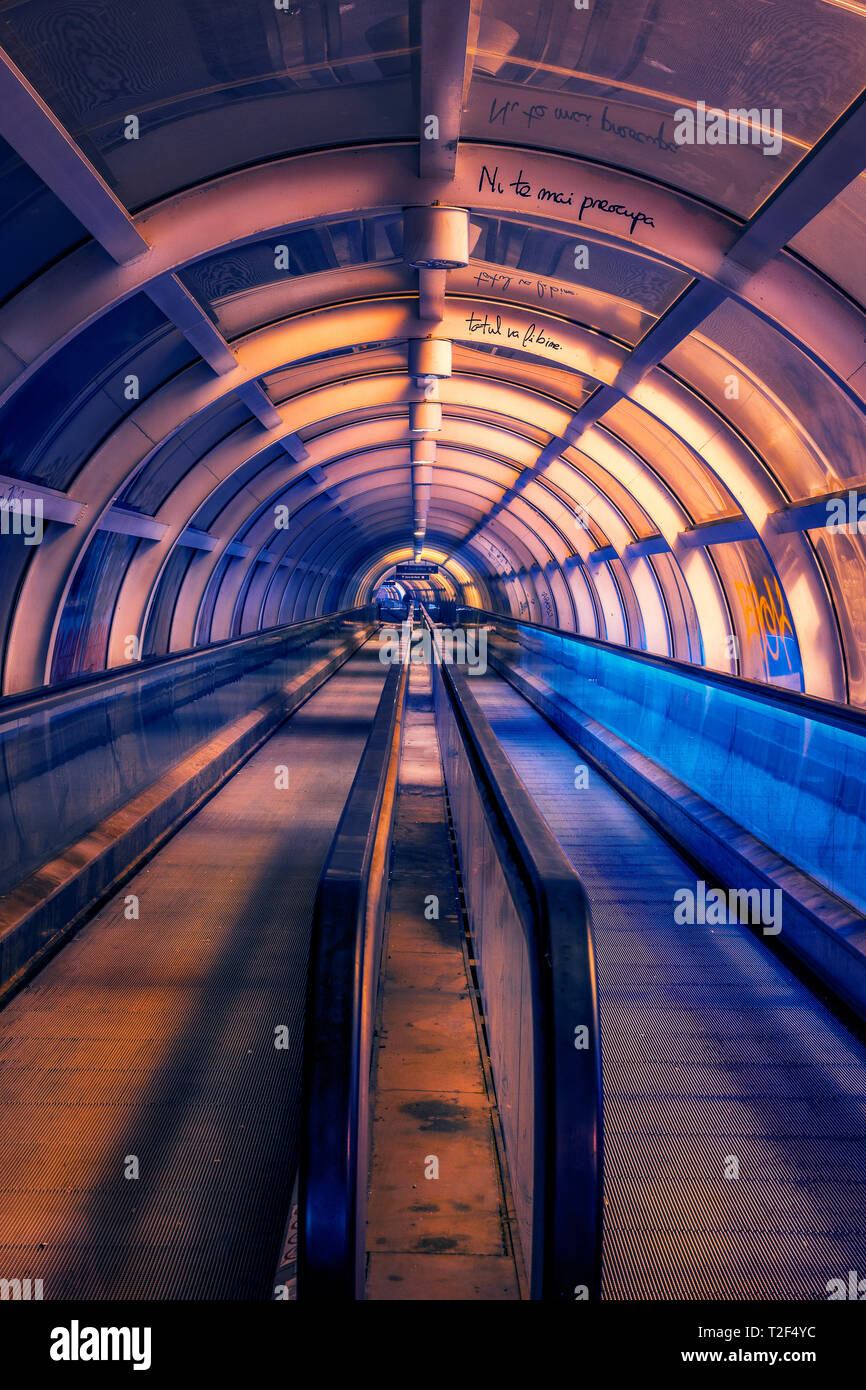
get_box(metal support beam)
[0,43,302,451]
[0,49,149,266]
[234,382,308,457]
[678,516,758,548]
[733,89,866,271]
[234,381,282,426]
[297,470,372,549]
[177,526,219,553]
[98,508,168,541]
[418,0,476,180]
[770,487,866,534]
[280,435,309,462]
[623,534,671,559]
[146,275,238,375]
[587,545,618,566]
[0,474,84,526]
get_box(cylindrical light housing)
[409,338,452,379]
[403,206,470,269]
[409,401,441,435]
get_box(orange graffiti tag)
[735,576,795,672]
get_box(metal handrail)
[297,649,407,1299]
[0,605,376,716]
[427,611,603,1299]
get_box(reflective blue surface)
[480,614,866,917]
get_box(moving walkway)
[1,605,865,1301]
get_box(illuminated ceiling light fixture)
[409,401,442,435]
[408,338,452,382]
[403,205,470,269]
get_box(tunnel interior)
[1,0,866,1321]
[0,0,864,704]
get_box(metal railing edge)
[296,643,408,1300]
[0,605,377,717]
[425,611,603,1300]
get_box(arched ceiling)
[0,0,865,703]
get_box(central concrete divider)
[0,609,375,1003]
[364,658,522,1300]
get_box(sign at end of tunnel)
[396,563,438,579]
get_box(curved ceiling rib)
[0,1,864,707]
